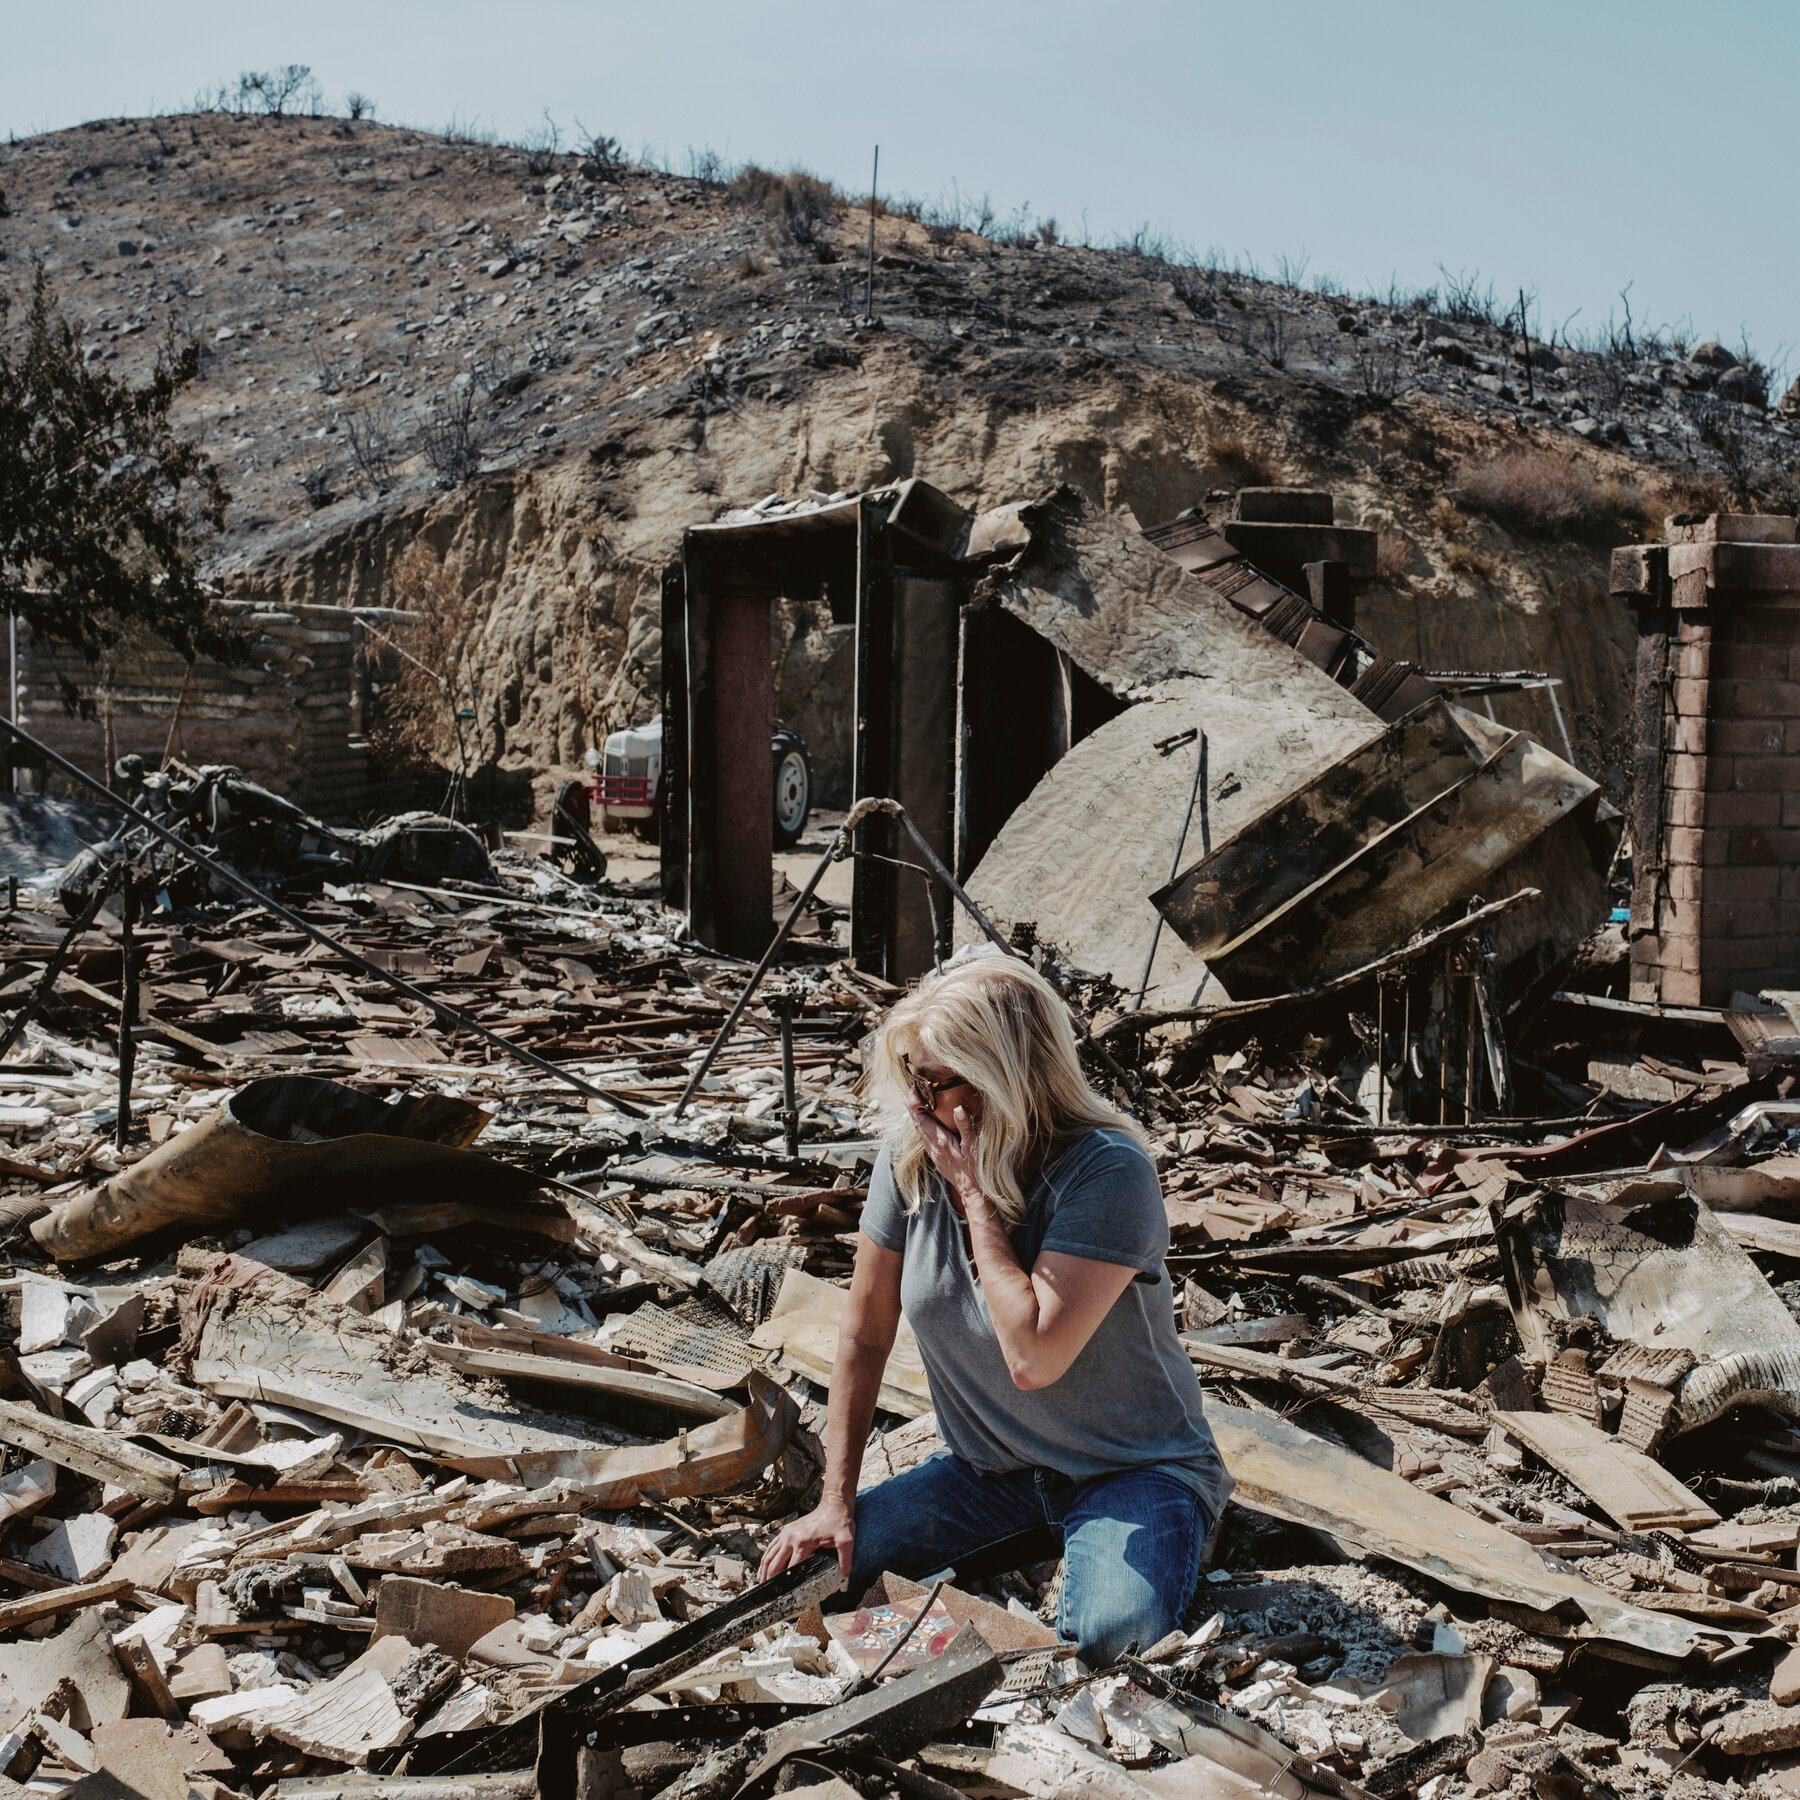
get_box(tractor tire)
[772,732,812,848]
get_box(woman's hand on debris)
[759,1496,855,1583]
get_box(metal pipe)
[0,873,116,1064]
[1438,946,1451,1127]
[1131,730,1206,1011]
[672,797,885,1118]
[1464,954,1479,1124]
[1402,979,1412,1122]
[1543,679,1576,764]
[864,146,879,324]
[0,716,646,1116]
[160,665,193,769]
[1375,978,1386,1126]
[115,879,138,1150]
[880,801,1014,958]
[777,997,799,1162]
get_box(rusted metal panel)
[1221,520,1378,582]
[1349,655,1439,721]
[1153,699,1487,955]
[886,477,974,561]
[1492,1188,1800,1442]
[1140,516,1240,574]
[1152,698,1601,1000]
[1210,1402,1746,1662]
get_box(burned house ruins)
[0,472,1795,1800]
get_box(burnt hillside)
[3,110,1795,807]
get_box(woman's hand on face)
[758,1496,856,1583]
[910,1100,989,1216]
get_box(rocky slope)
[3,110,1795,812]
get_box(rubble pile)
[0,812,1795,1800]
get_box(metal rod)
[923,868,942,974]
[864,145,878,324]
[849,1576,946,1697]
[883,803,1014,958]
[1375,977,1385,1126]
[159,664,193,770]
[7,613,16,794]
[1543,678,1576,764]
[0,874,116,1064]
[1132,730,1206,1010]
[672,800,878,1118]
[672,796,1021,1121]
[1438,945,1451,1127]
[1402,979,1412,1123]
[1102,888,1542,1044]
[115,878,137,1150]
[1464,955,1479,1125]
[1518,287,1535,406]
[0,716,647,1116]
[777,998,799,1162]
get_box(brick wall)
[14,603,387,822]
[1612,516,1800,1005]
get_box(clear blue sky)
[5,0,1795,366]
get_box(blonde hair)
[866,953,1149,1227]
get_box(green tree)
[0,263,235,682]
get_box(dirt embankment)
[5,111,1789,807]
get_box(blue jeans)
[849,1453,1210,1668]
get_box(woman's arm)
[922,1104,1137,1391]
[757,1232,904,1580]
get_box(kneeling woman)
[760,955,1231,1666]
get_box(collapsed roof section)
[951,680,1380,1012]
[670,476,1613,1008]
[970,487,1381,709]
[1151,697,1607,1003]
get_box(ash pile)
[0,503,1793,1800]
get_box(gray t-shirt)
[859,1128,1233,1522]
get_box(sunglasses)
[901,1054,969,1110]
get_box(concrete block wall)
[1612,514,1800,1005]
[15,602,374,821]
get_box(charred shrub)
[1452,449,1648,542]
[1204,430,1282,489]
[731,166,839,259]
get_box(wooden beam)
[0,1575,132,1632]
[0,1398,184,1501]
[421,1343,733,1421]
[1492,1409,1719,1532]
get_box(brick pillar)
[1611,514,1800,1006]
